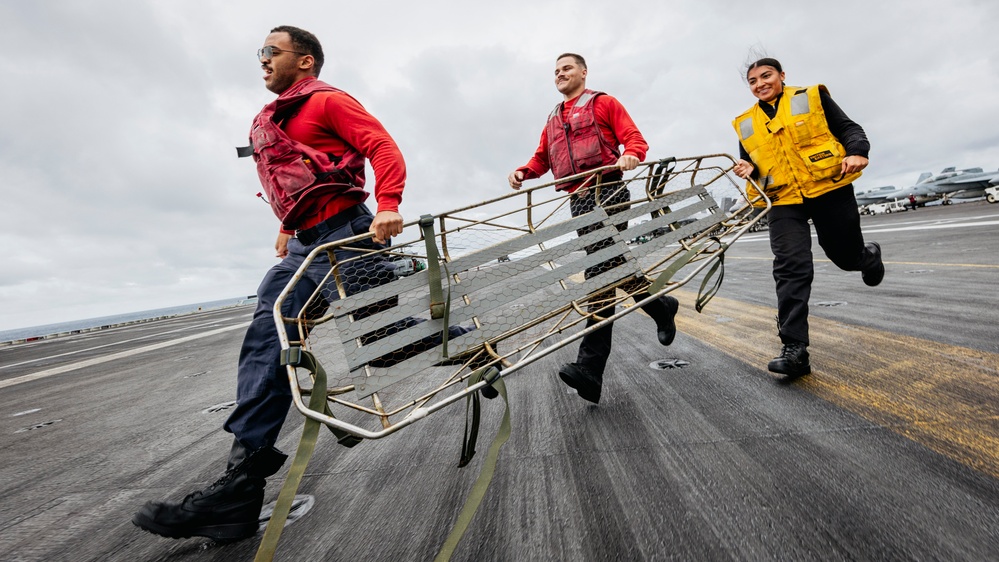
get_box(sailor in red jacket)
[508,53,680,404]
[133,25,453,542]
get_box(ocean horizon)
[0,296,257,344]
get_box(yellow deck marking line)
[0,322,251,390]
[670,290,999,479]
[726,256,999,269]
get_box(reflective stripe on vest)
[790,91,810,116]
[731,84,861,206]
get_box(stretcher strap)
[648,240,710,295]
[435,367,510,562]
[419,214,446,319]
[648,239,727,313]
[458,387,481,469]
[695,248,726,312]
[457,366,501,467]
[281,347,362,447]
[419,214,452,357]
[254,349,330,562]
[648,157,677,204]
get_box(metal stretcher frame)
[272,154,770,440]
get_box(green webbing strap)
[419,214,453,357]
[458,386,481,468]
[281,349,362,448]
[254,348,330,562]
[457,366,500,467]
[649,237,729,313]
[694,246,727,312]
[649,239,711,295]
[434,368,511,562]
[419,215,446,319]
[649,157,677,208]
[323,402,363,447]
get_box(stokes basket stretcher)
[271,154,769,439]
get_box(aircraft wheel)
[988,194,997,204]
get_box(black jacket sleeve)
[819,88,870,158]
[736,88,870,170]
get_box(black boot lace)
[780,342,805,358]
[208,468,239,490]
[180,466,239,502]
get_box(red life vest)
[238,79,367,227]
[545,89,620,190]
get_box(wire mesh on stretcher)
[272,153,770,440]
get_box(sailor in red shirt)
[508,53,680,404]
[511,92,648,192]
[133,25,425,542]
[270,77,408,251]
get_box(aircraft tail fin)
[916,172,932,184]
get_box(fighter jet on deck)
[908,166,999,204]
[855,185,901,205]
[854,184,939,207]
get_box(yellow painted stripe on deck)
[670,290,999,479]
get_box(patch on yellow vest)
[808,150,835,163]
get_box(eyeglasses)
[257,45,308,60]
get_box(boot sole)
[132,512,257,542]
[767,362,811,380]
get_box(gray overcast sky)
[1,0,997,330]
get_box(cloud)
[1,0,997,329]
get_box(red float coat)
[517,91,648,192]
[244,77,406,232]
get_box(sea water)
[0,297,256,343]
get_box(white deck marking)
[733,215,999,243]
[0,314,253,371]
[0,322,250,390]
[862,219,999,233]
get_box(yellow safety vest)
[733,84,861,206]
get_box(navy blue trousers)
[223,206,471,451]
[223,206,390,450]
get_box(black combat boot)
[132,444,287,542]
[558,362,603,403]
[767,341,811,380]
[862,242,885,287]
[641,294,679,345]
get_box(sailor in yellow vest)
[732,57,884,380]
